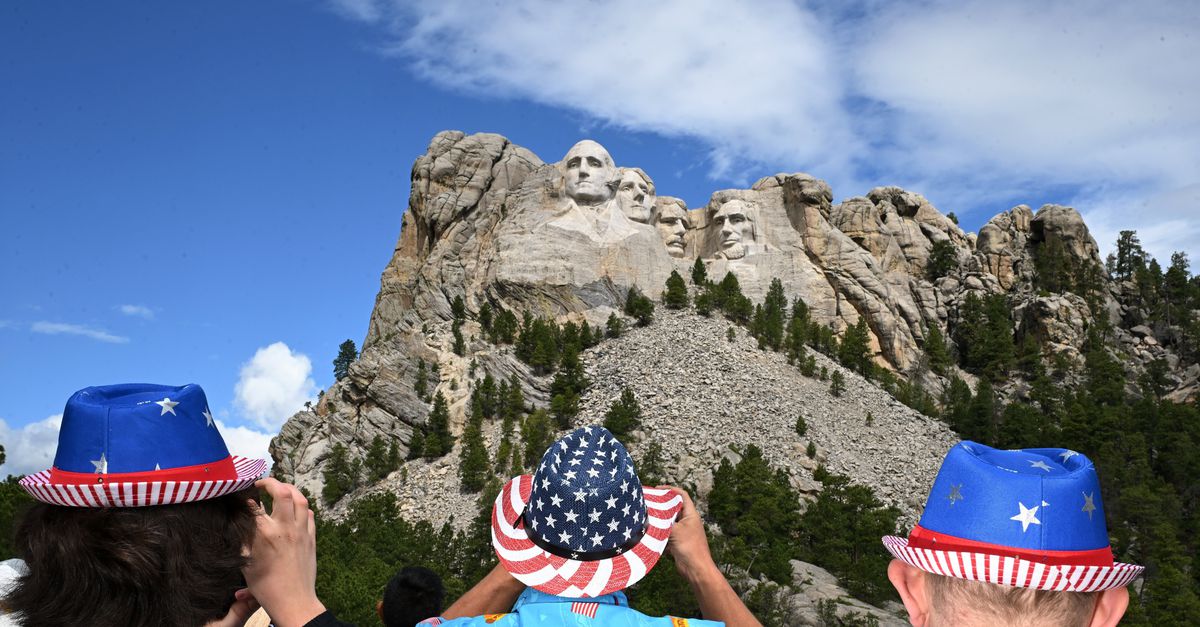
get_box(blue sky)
[3,1,1197,475]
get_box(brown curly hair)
[3,489,257,627]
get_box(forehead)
[620,170,648,186]
[715,201,749,216]
[564,141,612,164]
[658,203,687,219]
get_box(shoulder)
[417,614,516,626]
[598,606,723,627]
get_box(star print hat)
[20,383,267,507]
[882,441,1143,592]
[491,426,683,598]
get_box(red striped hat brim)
[491,474,683,598]
[882,536,1144,592]
[18,456,268,507]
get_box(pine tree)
[636,442,666,485]
[459,397,489,493]
[521,409,554,468]
[829,371,846,397]
[452,322,466,356]
[838,318,873,377]
[759,278,787,351]
[407,428,425,460]
[322,443,357,505]
[966,378,996,443]
[423,392,453,458]
[606,313,623,338]
[663,270,689,309]
[364,435,393,482]
[478,302,493,335]
[603,387,643,439]
[451,295,466,321]
[333,339,358,381]
[624,286,655,326]
[414,359,428,399]
[1112,230,1146,280]
[691,258,708,285]
[926,239,958,280]
[925,325,952,376]
[785,298,811,363]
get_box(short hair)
[621,167,656,196]
[926,572,1099,627]
[3,489,258,627]
[381,566,445,627]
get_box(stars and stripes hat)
[882,441,1143,592]
[20,383,267,507]
[491,426,683,598]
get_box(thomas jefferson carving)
[615,168,656,224]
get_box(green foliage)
[663,270,689,309]
[753,278,788,351]
[549,342,587,429]
[490,308,519,344]
[458,397,489,493]
[694,290,714,317]
[451,295,466,321]
[806,441,817,459]
[406,429,424,460]
[516,315,561,374]
[452,322,466,356]
[798,470,901,605]
[624,286,655,327]
[603,387,643,439]
[953,292,1014,380]
[364,435,400,482]
[0,474,34,560]
[477,302,493,335]
[707,446,802,583]
[1109,230,1147,280]
[925,239,958,280]
[865,411,874,427]
[635,442,667,486]
[332,339,358,381]
[624,553,701,617]
[520,409,554,468]
[838,319,873,377]
[830,371,845,397]
[606,313,623,338]
[742,582,793,627]
[924,325,952,376]
[691,257,708,285]
[321,443,359,505]
[727,326,736,342]
[422,392,454,458]
[414,359,428,399]
[795,414,808,437]
[946,211,959,225]
[786,298,811,364]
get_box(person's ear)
[888,560,932,627]
[376,599,384,622]
[1088,586,1129,627]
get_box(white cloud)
[0,414,62,477]
[215,419,275,469]
[234,342,317,430]
[117,304,155,320]
[336,0,1200,262]
[31,321,129,344]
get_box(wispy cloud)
[117,304,155,320]
[31,321,129,344]
[333,0,1200,262]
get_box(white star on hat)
[1010,501,1042,532]
[155,397,179,416]
[202,407,214,427]
[545,514,557,528]
[564,510,579,523]
[586,468,600,479]
[588,509,601,523]
[573,488,587,502]
[605,495,618,509]
[591,532,604,546]
[91,452,108,474]
[558,531,572,544]
[607,519,619,532]
[1029,460,1053,472]
[550,494,563,508]
[1082,492,1097,520]
[1059,450,1079,462]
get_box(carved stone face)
[656,202,690,257]
[615,169,655,223]
[713,200,756,260]
[561,140,616,206]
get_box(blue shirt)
[419,588,724,627]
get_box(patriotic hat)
[882,441,1143,592]
[491,426,683,598]
[20,383,267,507]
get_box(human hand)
[203,588,260,627]
[661,486,716,581]
[242,478,326,627]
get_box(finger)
[307,508,316,538]
[255,479,298,525]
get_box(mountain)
[270,131,1200,625]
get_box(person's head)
[711,199,757,259]
[490,426,683,597]
[615,167,656,223]
[7,383,268,627]
[377,566,445,627]
[882,442,1140,627]
[560,140,617,206]
[655,198,691,257]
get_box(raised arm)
[664,487,763,627]
[440,563,526,619]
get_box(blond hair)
[926,573,1098,627]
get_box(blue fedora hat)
[883,441,1142,591]
[20,383,266,507]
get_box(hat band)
[907,525,1115,567]
[521,511,646,561]
[48,456,239,485]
